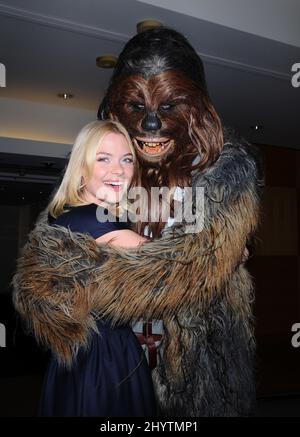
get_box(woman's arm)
[96,230,148,248]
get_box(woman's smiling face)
[83,132,134,205]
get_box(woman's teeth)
[104,182,123,190]
[104,182,123,185]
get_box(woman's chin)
[98,195,125,207]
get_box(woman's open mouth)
[103,181,124,192]
[133,137,174,157]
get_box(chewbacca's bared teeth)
[134,138,173,155]
[144,144,162,154]
[143,142,163,147]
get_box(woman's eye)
[123,158,134,164]
[97,157,109,162]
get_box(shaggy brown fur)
[13,201,256,363]
[13,137,263,415]
[108,70,223,238]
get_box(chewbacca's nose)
[141,113,162,131]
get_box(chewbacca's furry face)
[109,71,200,165]
[105,69,223,237]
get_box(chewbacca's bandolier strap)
[134,320,162,370]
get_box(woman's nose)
[111,161,124,174]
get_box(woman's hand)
[96,230,148,249]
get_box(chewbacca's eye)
[159,104,174,112]
[129,102,145,112]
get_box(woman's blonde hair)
[48,120,136,218]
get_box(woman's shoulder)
[48,203,94,225]
[49,203,131,239]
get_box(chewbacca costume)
[13,28,264,416]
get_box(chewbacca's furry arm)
[12,219,106,366]
[13,138,263,362]
[92,138,264,324]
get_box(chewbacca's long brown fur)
[14,27,264,416]
[109,70,224,237]
[13,134,263,415]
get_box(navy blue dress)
[38,203,157,417]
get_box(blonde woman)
[38,120,156,416]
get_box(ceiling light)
[58,92,74,100]
[42,161,55,167]
[136,20,163,33]
[96,55,118,69]
[250,125,264,132]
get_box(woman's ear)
[79,167,88,190]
